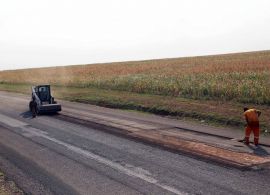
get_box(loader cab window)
[38,86,51,102]
[38,86,48,93]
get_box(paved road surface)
[0,91,269,195]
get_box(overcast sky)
[0,0,270,70]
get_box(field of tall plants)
[1,50,270,104]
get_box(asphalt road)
[0,91,270,195]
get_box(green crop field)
[0,50,269,131]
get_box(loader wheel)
[31,106,37,118]
[36,106,40,115]
[29,101,33,111]
[29,101,38,117]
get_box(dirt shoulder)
[0,171,23,195]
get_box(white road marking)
[0,114,188,195]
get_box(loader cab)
[37,85,52,104]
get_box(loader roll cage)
[32,85,53,104]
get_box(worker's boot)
[254,138,259,146]
[244,137,250,145]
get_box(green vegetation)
[84,71,270,104]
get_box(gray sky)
[0,0,270,70]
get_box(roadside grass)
[0,82,269,132]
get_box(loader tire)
[29,101,33,112]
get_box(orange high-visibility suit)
[244,109,261,145]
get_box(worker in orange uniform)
[243,107,261,146]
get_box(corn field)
[1,51,270,104]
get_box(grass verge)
[0,82,269,132]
